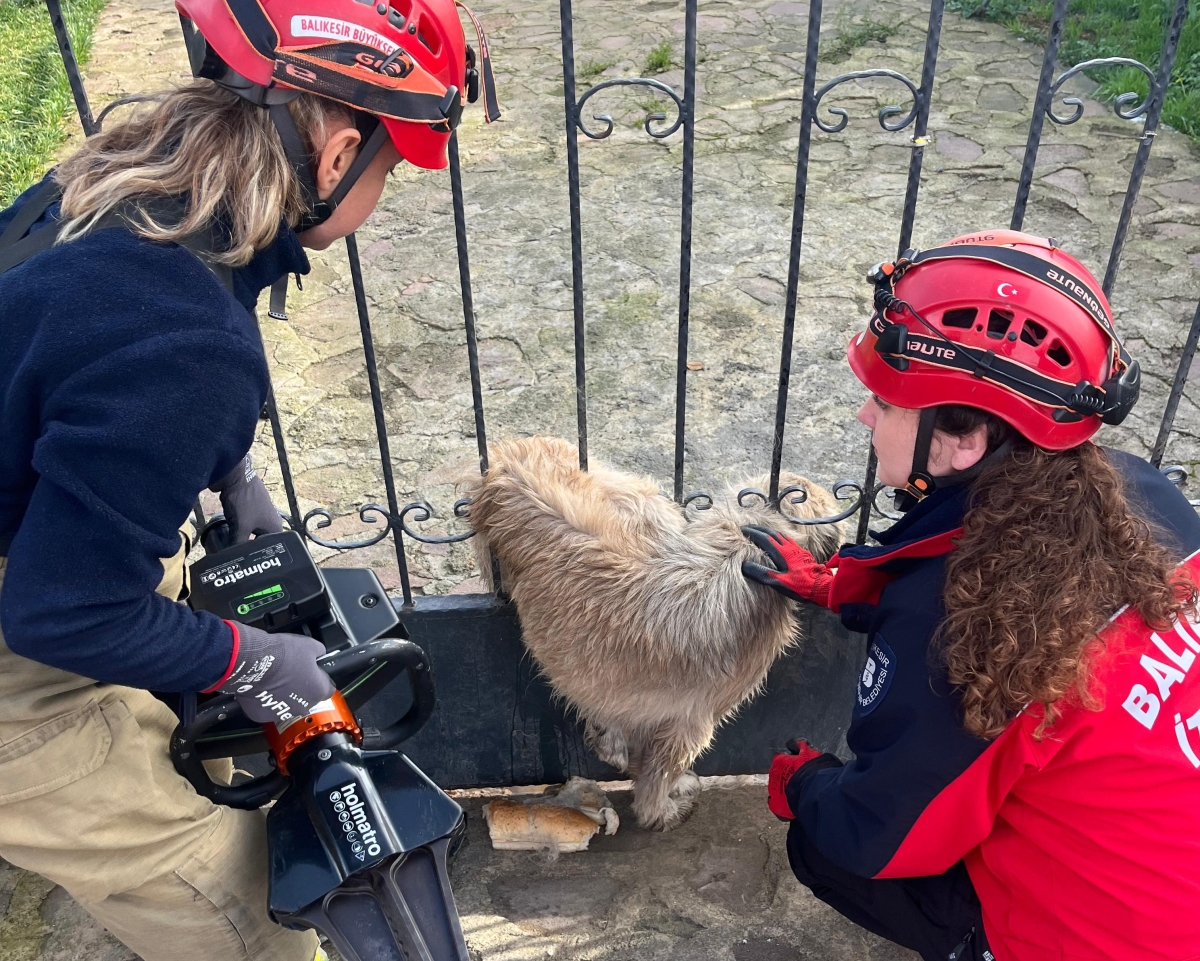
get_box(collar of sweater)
[230,219,311,312]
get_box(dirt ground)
[1,780,919,961]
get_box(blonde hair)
[54,81,352,266]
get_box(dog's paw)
[635,797,693,832]
[670,770,701,803]
[585,722,629,772]
[633,772,702,831]
[665,770,702,826]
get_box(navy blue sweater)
[0,174,308,692]
[786,447,1200,878]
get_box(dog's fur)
[461,437,847,830]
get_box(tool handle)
[170,637,436,809]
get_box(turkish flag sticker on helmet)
[847,230,1136,450]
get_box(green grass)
[579,57,618,80]
[645,41,672,74]
[946,0,1200,140]
[821,14,901,63]
[0,0,108,205]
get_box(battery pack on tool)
[189,530,329,634]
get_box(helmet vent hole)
[1046,340,1072,367]
[417,16,441,55]
[390,0,412,18]
[1020,319,1047,347]
[941,308,976,329]
[986,309,1013,340]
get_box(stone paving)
[1,782,918,961]
[59,0,1200,596]
[8,0,1200,956]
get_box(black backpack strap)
[178,228,234,293]
[0,179,64,250]
[0,219,62,275]
[0,188,234,295]
[267,274,290,319]
[0,180,67,274]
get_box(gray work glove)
[217,623,336,726]
[209,454,283,543]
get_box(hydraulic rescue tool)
[171,526,469,961]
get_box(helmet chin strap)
[181,14,392,234]
[270,105,391,234]
[893,406,1015,513]
[266,108,391,323]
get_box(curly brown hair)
[934,407,1197,740]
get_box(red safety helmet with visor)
[847,231,1141,504]
[176,0,499,228]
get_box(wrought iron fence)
[44,0,1200,609]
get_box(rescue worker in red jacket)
[743,231,1200,961]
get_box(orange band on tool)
[264,689,361,775]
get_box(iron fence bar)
[345,233,416,607]
[263,390,304,528]
[1151,298,1200,469]
[448,133,489,476]
[849,0,943,543]
[448,132,504,592]
[1102,0,1188,296]
[671,0,698,503]
[1010,0,1069,232]
[44,0,97,136]
[559,0,588,470]
[895,0,944,254]
[855,450,879,544]
[768,0,824,503]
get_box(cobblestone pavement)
[60,0,1200,596]
[4,782,919,961]
[8,0,1200,956]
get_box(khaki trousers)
[0,540,318,961]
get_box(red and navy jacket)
[786,447,1200,961]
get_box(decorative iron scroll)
[812,68,923,133]
[735,480,868,526]
[871,484,904,522]
[94,94,159,129]
[575,77,686,140]
[1047,57,1157,125]
[1160,466,1200,508]
[398,499,476,544]
[302,504,393,550]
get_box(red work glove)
[742,525,837,608]
[768,738,824,821]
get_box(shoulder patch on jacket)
[857,635,895,716]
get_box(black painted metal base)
[358,595,865,789]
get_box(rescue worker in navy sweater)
[0,0,495,958]
[743,231,1200,961]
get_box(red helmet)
[847,230,1140,450]
[177,0,499,171]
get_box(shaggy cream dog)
[461,437,846,830]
